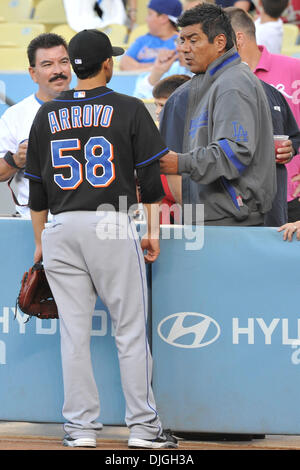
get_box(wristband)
[3,150,25,170]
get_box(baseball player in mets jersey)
[25,29,177,449]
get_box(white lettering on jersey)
[48,111,61,134]
[48,105,114,134]
[59,108,71,130]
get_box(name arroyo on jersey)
[48,104,114,134]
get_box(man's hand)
[148,49,177,86]
[141,237,160,263]
[142,203,160,263]
[278,221,300,241]
[276,139,294,164]
[0,140,28,181]
[160,151,179,174]
[14,140,28,169]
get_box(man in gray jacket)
[160,3,277,226]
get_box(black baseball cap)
[68,29,125,73]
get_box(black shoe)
[128,429,178,449]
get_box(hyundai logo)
[157,312,221,348]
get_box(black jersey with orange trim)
[25,86,167,214]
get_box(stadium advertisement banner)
[152,226,300,434]
[1,220,300,432]
[0,219,125,424]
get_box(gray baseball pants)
[42,210,163,440]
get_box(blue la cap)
[147,0,183,23]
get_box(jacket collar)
[206,47,241,79]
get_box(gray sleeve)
[178,89,259,183]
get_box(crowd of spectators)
[0,0,300,237]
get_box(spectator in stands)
[226,7,300,223]
[254,0,289,54]
[122,0,138,30]
[63,0,127,32]
[96,0,137,30]
[119,0,182,71]
[133,45,192,99]
[153,74,191,122]
[0,33,71,217]
[133,0,201,99]
[261,81,299,226]
[159,3,276,226]
[224,6,300,227]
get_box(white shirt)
[0,94,41,217]
[255,17,283,54]
[63,0,127,32]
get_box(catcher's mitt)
[16,261,58,321]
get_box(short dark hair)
[153,74,191,98]
[27,33,68,67]
[225,7,256,39]
[178,3,235,51]
[261,0,289,19]
[73,61,105,80]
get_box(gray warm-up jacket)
[160,48,277,225]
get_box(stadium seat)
[1,0,33,22]
[0,48,28,71]
[32,0,42,7]
[30,0,67,31]
[99,24,128,48]
[0,23,45,48]
[128,23,148,45]
[282,23,299,50]
[136,0,148,26]
[50,24,76,43]
[281,44,300,57]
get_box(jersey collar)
[34,94,45,105]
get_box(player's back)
[26,86,166,215]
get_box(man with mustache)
[0,33,72,217]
